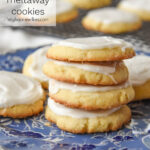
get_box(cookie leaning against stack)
[43,37,135,133]
[23,47,49,89]
[125,55,150,101]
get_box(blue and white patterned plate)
[0,47,150,150]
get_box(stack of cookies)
[43,36,135,134]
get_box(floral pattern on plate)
[0,48,150,150]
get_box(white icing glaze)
[119,0,150,12]
[49,58,117,74]
[49,78,130,94]
[125,55,150,85]
[86,7,139,24]
[21,0,74,19]
[28,47,49,82]
[55,36,133,51]
[48,98,121,118]
[0,71,44,108]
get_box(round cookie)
[49,79,135,110]
[125,55,150,101]
[45,98,131,133]
[47,37,135,62]
[19,0,78,25]
[118,0,150,21]
[56,0,78,23]
[65,0,111,10]
[0,71,46,118]
[23,47,49,89]
[82,7,142,34]
[43,60,129,86]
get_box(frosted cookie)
[0,71,46,118]
[125,55,150,101]
[49,79,135,110]
[56,0,78,23]
[118,0,150,21]
[45,98,131,133]
[47,37,135,62]
[23,47,49,89]
[43,60,128,86]
[82,7,142,34]
[19,0,78,25]
[66,0,111,10]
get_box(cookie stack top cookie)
[47,36,135,61]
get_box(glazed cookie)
[47,37,135,62]
[23,47,49,89]
[118,0,150,21]
[45,98,131,133]
[43,60,128,86]
[0,71,46,118]
[125,55,150,101]
[66,0,111,10]
[49,79,135,110]
[56,0,78,23]
[82,7,142,34]
[19,0,78,25]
